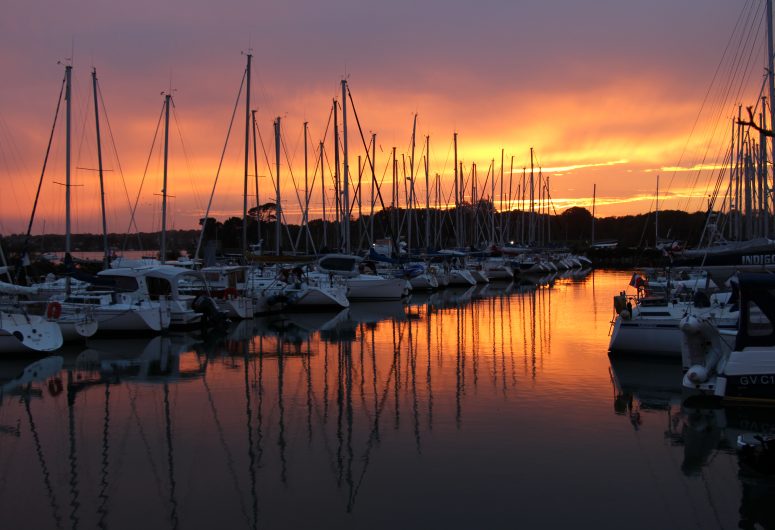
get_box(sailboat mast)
[529,147,534,245]
[252,110,261,253]
[408,114,417,256]
[592,184,597,245]
[91,68,109,269]
[333,100,340,249]
[320,141,327,249]
[499,149,504,245]
[160,93,171,261]
[242,53,252,256]
[655,174,659,247]
[341,80,350,254]
[425,135,430,251]
[65,65,72,259]
[304,121,309,254]
[454,132,459,248]
[768,0,775,237]
[369,133,376,245]
[274,117,282,255]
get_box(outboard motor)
[192,295,230,332]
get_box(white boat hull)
[0,312,63,353]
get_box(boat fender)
[46,301,62,320]
[47,377,63,396]
[684,364,710,384]
[619,309,631,320]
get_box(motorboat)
[609,288,738,357]
[681,273,775,401]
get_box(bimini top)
[735,272,775,350]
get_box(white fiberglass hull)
[610,314,736,357]
[409,273,438,291]
[0,312,63,353]
[288,285,350,310]
[346,277,410,301]
[446,269,476,286]
[93,304,168,333]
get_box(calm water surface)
[1,269,773,529]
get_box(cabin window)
[146,277,172,300]
[101,275,139,293]
[320,257,356,271]
[747,301,772,336]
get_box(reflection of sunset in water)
[0,270,767,529]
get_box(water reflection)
[2,269,694,530]
[609,355,775,529]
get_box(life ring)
[46,301,62,320]
[47,377,63,396]
[222,287,239,300]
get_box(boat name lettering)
[739,375,775,385]
[741,254,775,265]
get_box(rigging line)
[17,73,65,282]
[280,130,307,219]
[665,0,755,197]
[97,82,140,240]
[170,102,204,212]
[194,70,246,260]
[674,0,763,211]
[685,6,767,212]
[346,86,399,248]
[122,99,165,251]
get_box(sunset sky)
[0,0,769,235]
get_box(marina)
[0,270,773,529]
[5,0,775,528]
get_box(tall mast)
[499,149,504,245]
[369,133,376,245]
[507,155,513,244]
[252,110,261,254]
[274,117,282,255]
[768,0,775,236]
[408,114,417,256]
[160,92,171,261]
[529,147,535,245]
[425,135,430,251]
[91,68,109,270]
[303,121,309,254]
[655,174,659,247]
[320,141,327,250]
[454,132,460,248]
[592,184,597,245]
[242,52,252,256]
[491,156,496,245]
[392,147,397,253]
[65,65,72,260]
[341,80,350,253]
[333,100,340,249]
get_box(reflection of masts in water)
[407,314,421,454]
[200,361,251,521]
[67,371,81,530]
[425,305,433,431]
[242,344,258,530]
[392,320,401,430]
[163,382,179,530]
[23,389,63,529]
[277,341,288,484]
[303,339,313,444]
[97,383,109,530]
[455,304,465,429]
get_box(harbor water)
[0,270,771,529]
